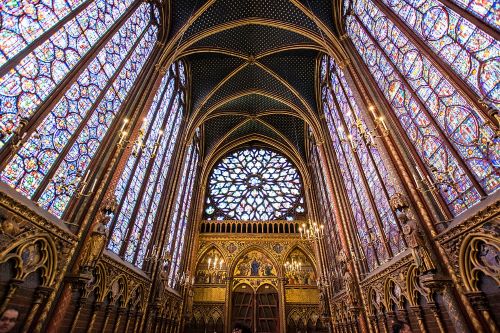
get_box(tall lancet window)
[108,61,186,268]
[0,2,159,218]
[320,55,406,271]
[310,144,345,291]
[345,0,499,216]
[167,134,200,288]
[204,148,306,221]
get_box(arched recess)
[194,246,227,285]
[283,246,318,286]
[231,248,281,280]
[0,234,58,288]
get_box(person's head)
[232,323,251,333]
[0,309,18,333]
[392,320,412,333]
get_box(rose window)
[204,148,305,221]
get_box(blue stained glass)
[38,26,158,217]
[448,0,499,30]
[108,76,177,254]
[327,57,405,255]
[345,6,490,215]
[108,61,186,266]
[204,148,305,221]
[168,145,198,288]
[124,97,182,263]
[350,0,499,199]
[0,0,134,148]
[0,0,87,68]
[1,4,151,199]
[379,0,499,108]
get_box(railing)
[199,220,303,234]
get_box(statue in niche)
[80,219,108,274]
[264,262,273,276]
[79,195,117,274]
[237,261,249,276]
[343,268,358,307]
[390,193,436,275]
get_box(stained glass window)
[167,139,200,288]
[204,148,306,221]
[310,145,346,290]
[107,61,186,268]
[346,0,499,216]
[320,55,407,270]
[448,0,499,30]
[376,0,499,109]
[0,0,134,148]
[0,3,156,219]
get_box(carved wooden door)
[232,286,254,330]
[256,287,279,333]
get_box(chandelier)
[299,220,324,241]
[207,254,224,271]
[284,259,302,275]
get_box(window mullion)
[0,0,93,77]
[131,97,183,264]
[0,0,143,168]
[438,0,500,36]
[370,0,493,122]
[332,64,407,249]
[342,39,454,219]
[107,74,174,244]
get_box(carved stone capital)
[419,273,450,295]
[465,291,490,311]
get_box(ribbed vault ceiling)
[166,0,340,162]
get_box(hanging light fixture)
[299,219,324,241]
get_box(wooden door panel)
[232,291,254,330]
[256,292,278,333]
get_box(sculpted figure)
[343,269,357,306]
[390,193,436,274]
[79,195,117,273]
[80,219,108,272]
[399,211,436,274]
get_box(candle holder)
[413,164,459,194]
[176,271,195,288]
[144,244,171,264]
[341,106,389,152]
[284,259,302,275]
[299,219,324,241]
[206,253,225,272]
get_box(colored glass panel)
[0,0,134,148]
[204,148,305,221]
[323,87,385,270]
[448,0,499,30]
[38,25,157,217]
[379,0,499,109]
[124,97,183,264]
[328,57,405,255]
[168,145,198,288]
[346,9,486,215]
[350,0,499,199]
[0,0,87,67]
[0,4,150,199]
[108,71,178,255]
